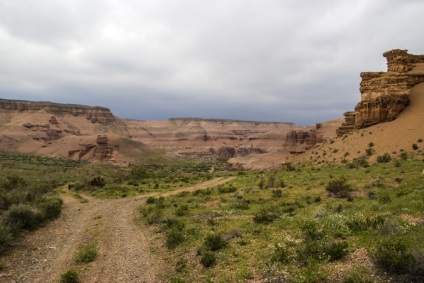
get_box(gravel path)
[0,177,234,283]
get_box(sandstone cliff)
[337,49,424,136]
[126,118,301,161]
[0,99,115,125]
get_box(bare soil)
[0,177,234,283]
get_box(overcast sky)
[0,0,423,125]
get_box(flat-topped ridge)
[0,98,115,125]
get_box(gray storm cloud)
[0,0,423,125]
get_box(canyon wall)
[337,49,424,136]
[0,99,115,125]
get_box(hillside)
[0,99,339,167]
[295,82,424,165]
[292,50,424,165]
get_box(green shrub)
[218,185,237,194]
[373,237,414,274]
[200,251,216,268]
[346,215,385,232]
[352,156,369,168]
[376,153,392,163]
[326,178,353,198]
[165,219,186,249]
[60,269,80,283]
[90,176,106,187]
[301,221,324,241]
[399,152,408,160]
[253,207,279,224]
[342,267,374,283]
[231,200,250,210]
[298,239,348,263]
[130,166,149,180]
[3,204,44,231]
[175,205,190,217]
[0,224,12,254]
[166,228,185,249]
[146,197,156,204]
[203,234,228,251]
[37,197,63,220]
[271,243,289,263]
[326,241,349,261]
[365,148,374,156]
[75,244,98,264]
[271,189,283,198]
[412,144,419,150]
[3,175,26,191]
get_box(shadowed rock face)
[0,99,115,125]
[337,49,424,136]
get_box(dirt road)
[0,177,234,283]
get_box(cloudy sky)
[0,0,423,125]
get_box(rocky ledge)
[337,49,424,136]
[0,99,115,125]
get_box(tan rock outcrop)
[0,99,115,125]
[284,123,326,153]
[68,135,114,161]
[337,49,424,136]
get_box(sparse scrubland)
[138,155,424,283]
[1,149,424,282]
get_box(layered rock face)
[284,123,327,153]
[126,118,301,161]
[68,135,114,161]
[0,99,115,125]
[337,49,424,136]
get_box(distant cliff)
[337,49,424,136]
[0,99,115,125]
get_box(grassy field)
[138,157,424,282]
[1,149,423,282]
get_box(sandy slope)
[294,83,424,164]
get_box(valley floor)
[0,177,233,283]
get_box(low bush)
[200,251,216,268]
[146,197,156,204]
[301,221,324,241]
[60,269,80,283]
[326,178,353,198]
[3,204,44,231]
[0,224,12,254]
[271,189,283,198]
[89,176,106,187]
[325,241,349,261]
[75,244,98,264]
[271,243,290,263]
[165,219,186,249]
[377,153,392,163]
[218,185,237,194]
[175,204,190,217]
[37,197,63,220]
[298,240,348,263]
[203,234,228,251]
[373,237,414,274]
[253,207,279,224]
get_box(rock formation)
[68,135,114,161]
[94,135,114,160]
[284,123,326,153]
[337,49,424,136]
[0,99,115,125]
